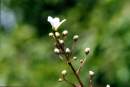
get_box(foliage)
[0,0,130,87]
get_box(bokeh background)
[0,0,130,87]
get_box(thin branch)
[68,62,84,87]
[76,57,87,75]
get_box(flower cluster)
[48,16,110,87]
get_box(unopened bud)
[48,32,54,37]
[73,56,77,60]
[73,35,79,41]
[65,48,71,53]
[59,39,64,44]
[61,70,67,75]
[54,48,60,54]
[55,32,60,37]
[84,48,90,54]
[106,84,110,87]
[58,78,63,82]
[89,70,94,76]
[80,59,84,64]
[62,30,68,36]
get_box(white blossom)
[47,16,66,31]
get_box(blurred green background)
[0,0,130,87]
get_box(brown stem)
[68,62,84,87]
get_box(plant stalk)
[68,62,84,87]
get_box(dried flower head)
[48,16,66,31]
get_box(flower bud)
[80,59,84,64]
[58,78,63,82]
[65,48,71,53]
[61,70,67,75]
[84,48,90,55]
[73,56,77,60]
[73,35,79,41]
[59,39,64,45]
[54,48,60,54]
[55,32,60,37]
[62,30,68,36]
[48,32,54,37]
[89,70,94,76]
[106,84,110,87]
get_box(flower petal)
[60,19,66,24]
[57,19,66,28]
[47,16,53,22]
[53,17,60,23]
[47,16,66,31]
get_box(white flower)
[89,70,94,76]
[61,70,67,75]
[106,84,110,87]
[47,16,66,31]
